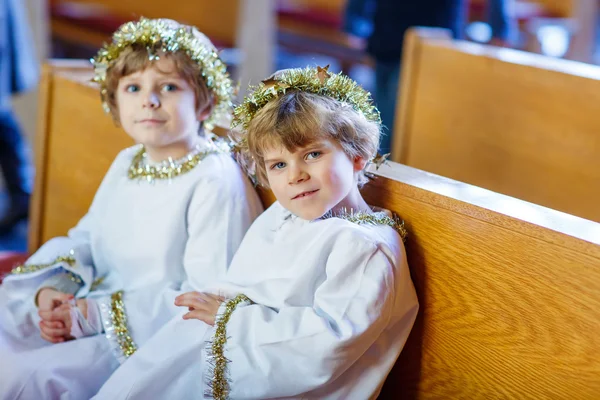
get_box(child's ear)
[353,156,367,172]
[196,96,217,121]
[111,105,122,127]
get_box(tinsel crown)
[91,17,235,129]
[232,65,381,131]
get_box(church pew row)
[392,27,600,223]
[22,60,600,398]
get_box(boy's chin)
[286,205,328,221]
[134,137,178,151]
[128,133,166,147]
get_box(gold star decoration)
[372,153,390,170]
[232,66,380,132]
[316,64,332,84]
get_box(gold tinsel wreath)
[229,65,385,184]
[91,17,235,129]
[232,65,380,132]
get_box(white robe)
[0,143,263,400]
[93,202,419,400]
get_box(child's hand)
[174,292,225,326]
[38,303,73,343]
[36,288,74,343]
[75,298,88,319]
[36,287,73,312]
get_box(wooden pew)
[51,0,370,77]
[50,0,240,48]
[368,162,600,398]
[49,0,274,97]
[392,27,600,223]
[32,61,600,398]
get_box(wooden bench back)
[52,0,241,46]
[392,28,600,222]
[35,61,600,398]
[367,163,600,398]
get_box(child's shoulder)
[249,201,285,228]
[193,149,241,178]
[265,203,404,250]
[324,211,405,255]
[328,216,406,272]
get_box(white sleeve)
[92,176,261,359]
[181,175,260,290]
[219,235,401,398]
[2,152,122,297]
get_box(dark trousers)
[374,60,400,155]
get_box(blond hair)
[237,90,380,187]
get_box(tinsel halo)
[232,65,381,132]
[91,17,235,129]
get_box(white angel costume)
[0,140,263,400]
[93,201,418,400]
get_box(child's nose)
[288,166,309,184]
[143,92,160,109]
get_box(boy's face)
[116,57,207,152]
[263,139,366,220]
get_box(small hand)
[76,298,88,319]
[38,303,74,343]
[174,292,225,326]
[36,287,73,312]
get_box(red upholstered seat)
[0,252,29,284]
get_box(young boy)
[92,66,418,399]
[0,18,262,399]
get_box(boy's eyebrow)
[119,75,137,82]
[154,69,184,79]
[263,157,282,165]
[120,70,184,81]
[263,142,329,164]
[302,141,330,151]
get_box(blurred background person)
[0,0,38,234]
[345,0,467,154]
[487,0,519,47]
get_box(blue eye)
[162,84,178,92]
[125,84,140,93]
[270,162,286,170]
[306,151,321,160]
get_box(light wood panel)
[393,28,600,222]
[52,0,240,46]
[34,61,600,399]
[368,163,600,398]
